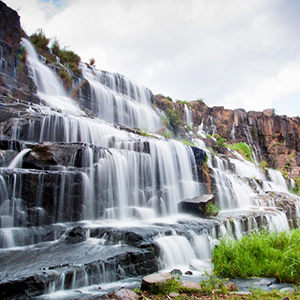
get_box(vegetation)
[89,57,96,66]
[229,142,254,163]
[51,38,81,76]
[212,229,300,284]
[197,98,205,105]
[16,46,27,63]
[259,160,268,174]
[199,271,227,295]
[213,134,227,152]
[148,277,181,295]
[165,108,183,135]
[58,68,72,90]
[181,138,196,147]
[291,177,300,196]
[204,202,219,216]
[30,28,50,51]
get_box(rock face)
[0,1,38,102]
[154,96,300,178]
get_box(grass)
[181,138,196,147]
[212,229,300,284]
[228,142,254,163]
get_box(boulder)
[141,272,173,291]
[107,288,138,300]
[177,194,215,217]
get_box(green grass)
[228,142,254,163]
[181,138,196,147]
[212,229,300,284]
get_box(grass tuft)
[212,229,300,284]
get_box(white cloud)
[5,0,300,117]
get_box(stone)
[64,226,87,244]
[180,281,201,290]
[226,282,238,291]
[184,270,193,275]
[177,194,215,216]
[107,288,138,300]
[141,272,173,291]
[229,291,252,296]
[171,268,182,276]
[169,292,179,298]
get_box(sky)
[5,0,300,117]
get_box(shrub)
[213,134,227,152]
[204,202,219,216]
[89,58,96,66]
[30,29,50,51]
[51,37,81,76]
[199,271,227,295]
[17,46,27,63]
[212,229,300,284]
[165,108,183,135]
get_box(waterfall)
[81,63,161,131]
[184,104,193,128]
[0,38,299,299]
[22,38,82,115]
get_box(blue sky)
[6,0,300,117]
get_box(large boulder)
[177,194,216,217]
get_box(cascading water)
[80,63,161,131]
[184,104,193,128]
[0,38,299,299]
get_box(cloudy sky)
[5,0,300,117]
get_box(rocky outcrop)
[154,95,300,178]
[178,194,216,217]
[0,1,39,103]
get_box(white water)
[81,63,161,131]
[184,104,193,128]
[22,39,82,115]
[8,148,31,169]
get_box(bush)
[165,108,183,135]
[30,29,50,51]
[212,229,300,284]
[213,134,227,152]
[51,38,82,76]
[199,271,227,295]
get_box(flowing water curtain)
[81,64,162,131]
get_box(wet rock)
[184,270,193,275]
[171,269,182,276]
[177,194,215,217]
[64,226,87,244]
[141,272,173,291]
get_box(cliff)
[154,95,300,179]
